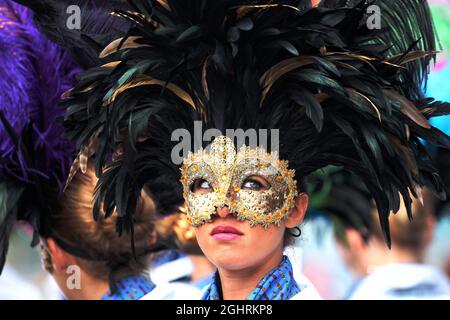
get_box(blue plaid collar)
[101,274,155,300]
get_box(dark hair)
[283,185,308,248]
[156,212,203,255]
[370,197,432,252]
[284,226,302,247]
[45,161,156,285]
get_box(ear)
[336,228,368,276]
[423,214,436,247]
[149,230,158,245]
[285,193,309,228]
[46,238,77,272]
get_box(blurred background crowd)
[302,0,450,299]
[0,0,449,300]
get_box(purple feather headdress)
[0,0,80,273]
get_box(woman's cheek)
[193,225,217,259]
[193,225,208,247]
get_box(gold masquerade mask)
[180,136,298,228]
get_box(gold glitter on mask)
[180,136,298,228]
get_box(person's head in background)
[156,210,202,256]
[0,0,162,300]
[40,161,157,300]
[338,196,436,277]
[432,147,450,218]
[154,212,215,286]
[432,147,450,279]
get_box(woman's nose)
[216,205,231,218]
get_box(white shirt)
[290,271,323,300]
[0,265,43,300]
[150,256,195,285]
[286,246,322,300]
[140,282,203,300]
[142,255,203,300]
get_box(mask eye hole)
[241,175,270,191]
[191,178,213,193]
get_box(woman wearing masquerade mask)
[179,136,318,299]
[53,0,450,300]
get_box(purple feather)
[0,0,80,190]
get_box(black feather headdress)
[62,0,450,248]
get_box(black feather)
[13,0,131,68]
[60,0,450,247]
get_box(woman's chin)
[212,253,254,271]
[212,255,255,271]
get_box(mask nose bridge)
[213,166,237,212]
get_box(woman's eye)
[191,179,213,193]
[241,176,270,190]
[242,180,262,190]
[200,180,211,189]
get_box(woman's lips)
[210,225,244,241]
